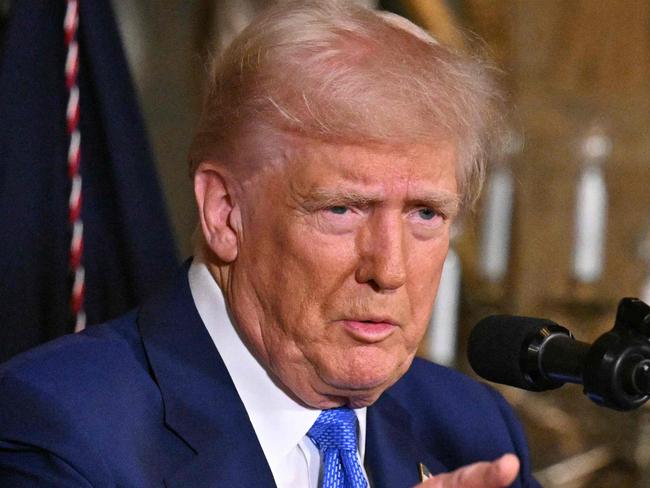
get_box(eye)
[327,206,349,215]
[409,207,446,235]
[316,204,362,235]
[417,208,439,221]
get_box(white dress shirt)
[188,256,368,488]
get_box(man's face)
[225,137,459,408]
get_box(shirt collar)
[188,256,367,472]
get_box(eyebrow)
[304,188,379,208]
[303,187,461,218]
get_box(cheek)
[406,236,450,322]
[282,224,359,289]
[252,223,359,332]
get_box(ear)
[194,162,241,263]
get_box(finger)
[417,454,520,488]
[481,454,520,486]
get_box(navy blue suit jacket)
[0,268,540,487]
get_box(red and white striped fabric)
[64,0,86,332]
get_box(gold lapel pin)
[418,462,432,482]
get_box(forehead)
[282,138,458,194]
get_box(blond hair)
[189,0,505,209]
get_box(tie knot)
[308,407,359,452]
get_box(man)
[0,1,539,487]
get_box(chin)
[332,370,392,390]
[307,382,386,409]
[294,363,408,409]
[297,347,418,408]
[335,347,414,388]
[319,363,405,404]
[304,392,379,409]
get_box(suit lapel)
[138,264,276,488]
[365,391,448,488]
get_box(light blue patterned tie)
[307,407,369,488]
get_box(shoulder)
[0,311,165,485]
[390,356,497,404]
[0,310,146,395]
[382,357,538,486]
[389,357,523,434]
[0,310,157,440]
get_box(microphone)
[467,298,650,410]
[468,315,588,391]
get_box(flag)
[0,0,179,361]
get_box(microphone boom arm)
[523,325,590,389]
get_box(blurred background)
[2,0,650,486]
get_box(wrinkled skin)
[195,136,522,486]
[195,136,459,409]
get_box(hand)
[415,454,520,488]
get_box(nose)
[355,212,407,292]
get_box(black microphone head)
[468,315,565,391]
